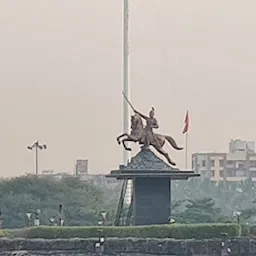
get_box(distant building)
[41,170,54,176]
[75,159,88,175]
[229,139,255,153]
[192,139,256,182]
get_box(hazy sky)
[1,0,256,176]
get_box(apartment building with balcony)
[192,139,256,182]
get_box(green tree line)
[0,175,118,228]
[171,178,256,224]
[1,175,256,228]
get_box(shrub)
[248,225,256,236]
[9,224,239,239]
[0,229,10,237]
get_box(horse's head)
[131,113,144,130]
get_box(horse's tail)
[164,135,183,150]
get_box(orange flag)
[182,110,189,134]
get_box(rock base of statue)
[107,148,200,226]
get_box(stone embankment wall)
[0,237,255,255]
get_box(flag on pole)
[182,110,189,134]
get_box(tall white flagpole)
[123,0,130,165]
[123,0,132,205]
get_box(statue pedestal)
[134,176,171,225]
[107,148,200,226]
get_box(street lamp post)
[233,210,242,225]
[58,204,64,226]
[100,211,107,226]
[27,141,47,176]
[26,212,32,227]
[233,210,242,237]
[34,209,41,226]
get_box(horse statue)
[116,113,183,166]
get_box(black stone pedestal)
[134,177,171,225]
[107,148,200,226]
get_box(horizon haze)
[0,0,256,176]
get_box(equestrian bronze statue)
[117,94,183,166]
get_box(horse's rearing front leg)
[117,133,128,144]
[122,138,132,151]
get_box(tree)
[173,198,226,223]
[0,175,118,228]
[172,177,256,224]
